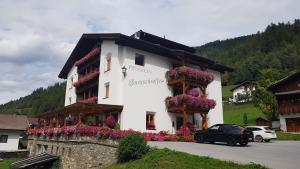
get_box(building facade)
[268,71,300,132]
[56,31,232,133]
[0,114,29,151]
[230,81,256,103]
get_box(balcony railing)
[278,104,300,114]
[73,70,100,88]
[165,94,216,113]
[166,66,214,87]
[75,48,100,66]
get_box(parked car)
[245,126,277,142]
[194,124,253,146]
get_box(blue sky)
[0,0,300,104]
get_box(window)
[105,56,111,72]
[135,53,145,66]
[146,112,155,130]
[0,135,8,143]
[104,82,110,98]
[69,76,73,89]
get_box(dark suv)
[194,124,253,146]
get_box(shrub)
[105,116,116,128]
[117,133,150,162]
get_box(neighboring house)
[38,30,232,133]
[268,71,300,132]
[0,114,29,151]
[230,81,256,103]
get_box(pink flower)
[106,116,116,128]
[74,48,100,66]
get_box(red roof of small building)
[0,114,29,130]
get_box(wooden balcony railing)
[278,104,300,114]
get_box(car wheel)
[264,139,270,142]
[226,137,236,146]
[197,135,205,143]
[209,141,214,144]
[255,135,263,142]
[239,140,248,146]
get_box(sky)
[0,0,300,104]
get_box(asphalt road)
[148,141,300,169]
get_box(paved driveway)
[148,141,300,169]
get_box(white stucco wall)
[64,66,78,106]
[0,130,21,151]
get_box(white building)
[56,30,232,133]
[0,114,29,151]
[230,81,256,103]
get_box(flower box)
[166,66,214,86]
[74,48,100,66]
[73,70,99,88]
[165,94,216,112]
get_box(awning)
[10,153,58,169]
[38,102,123,118]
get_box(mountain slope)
[0,82,66,116]
[196,19,300,84]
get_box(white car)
[245,126,277,142]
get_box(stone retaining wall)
[28,136,118,169]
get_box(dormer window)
[135,54,145,66]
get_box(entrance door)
[286,118,300,132]
[176,117,183,130]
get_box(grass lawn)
[105,148,266,169]
[223,103,265,126]
[276,131,300,140]
[222,85,235,100]
[0,158,20,169]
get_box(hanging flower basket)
[74,48,100,66]
[79,96,98,104]
[166,66,214,86]
[165,94,216,111]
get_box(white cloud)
[0,0,300,104]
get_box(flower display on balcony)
[73,71,99,88]
[74,48,100,66]
[187,88,200,97]
[27,126,195,142]
[105,116,116,128]
[79,96,98,104]
[165,94,216,111]
[166,66,214,85]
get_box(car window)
[209,125,220,130]
[264,127,272,130]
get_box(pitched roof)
[0,114,29,130]
[11,153,58,169]
[230,81,256,91]
[59,31,233,79]
[268,70,300,92]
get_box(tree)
[253,69,279,120]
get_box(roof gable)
[59,31,233,79]
[0,114,29,130]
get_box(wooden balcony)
[278,104,300,114]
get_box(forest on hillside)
[196,19,300,85]
[0,82,66,116]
